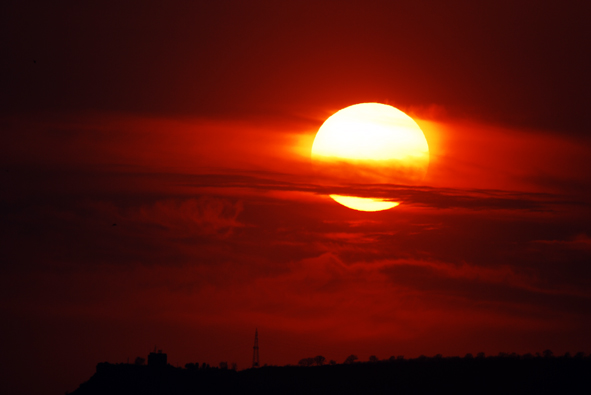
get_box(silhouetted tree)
[498,352,508,358]
[574,352,585,359]
[564,352,571,358]
[298,358,314,367]
[313,355,326,366]
[434,354,443,359]
[219,362,228,370]
[369,355,379,363]
[329,360,336,365]
[523,353,533,359]
[397,355,404,360]
[476,352,485,359]
[464,353,473,359]
[231,363,237,371]
[344,354,358,364]
[543,349,554,358]
[134,357,145,365]
[185,363,198,370]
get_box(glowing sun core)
[311,103,429,212]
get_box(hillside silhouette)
[70,352,590,395]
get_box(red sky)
[1,1,591,394]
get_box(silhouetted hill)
[71,356,591,395]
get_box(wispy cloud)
[179,171,569,211]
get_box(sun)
[311,103,429,212]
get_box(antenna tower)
[252,328,260,368]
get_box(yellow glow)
[330,195,400,212]
[312,103,429,162]
[312,103,429,212]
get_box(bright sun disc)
[311,103,429,212]
[329,195,400,212]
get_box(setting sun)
[312,103,429,211]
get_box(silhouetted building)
[148,349,167,367]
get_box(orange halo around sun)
[311,103,429,212]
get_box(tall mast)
[252,328,260,368]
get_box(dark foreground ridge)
[71,355,591,395]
